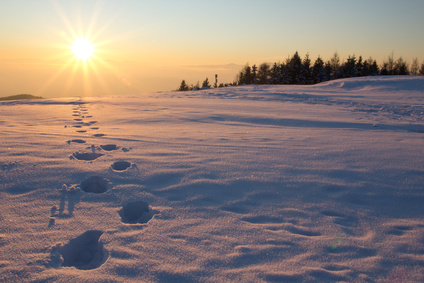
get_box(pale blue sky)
[1,0,423,97]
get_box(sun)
[71,38,95,61]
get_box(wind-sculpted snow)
[197,76,424,123]
[318,75,424,93]
[1,76,424,282]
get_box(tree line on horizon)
[177,52,424,91]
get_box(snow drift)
[1,76,424,282]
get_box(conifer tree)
[279,63,290,84]
[237,71,245,85]
[381,64,389,75]
[369,59,379,75]
[251,64,257,84]
[288,51,302,84]
[312,56,325,83]
[244,65,253,84]
[301,53,313,84]
[202,77,211,88]
[178,80,189,91]
[341,55,357,78]
[324,61,333,80]
[257,63,270,84]
[356,56,364,76]
[270,63,280,84]
[394,57,409,75]
[420,63,424,76]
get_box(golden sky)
[1,0,423,98]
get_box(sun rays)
[36,2,127,98]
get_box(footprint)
[74,118,83,121]
[57,230,107,270]
[89,121,97,124]
[76,130,87,133]
[67,139,86,144]
[327,246,376,258]
[241,216,286,224]
[119,201,157,224]
[100,144,119,151]
[387,225,413,236]
[72,152,104,161]
[91,127,99,130]
[286,226,321,237]
[93,134,105,137]
[111,161,131,171]
[80,176,109,194]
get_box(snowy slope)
[1,76,424,282]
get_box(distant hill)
[0,94,43,101]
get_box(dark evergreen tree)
[257,63,271,84]
[237,71,245,85]
[356,56,364,76]
[279,63,290,84]
[362,59,370,76]
[312,56,325,83]
[288,51,302,84]
[341,55,357,78]
[178,80,189,91]
[193,81,200,90]
[202,77,211,88]
[270,63,280,84]
[244,65,253,84]
[394,57,409,75]
[301,53,313,84]
[324,60,333,80]
[369,59,379,75]
[380,62,389,75]
[237,64,254,85]
[251,64,257,84]
[420,63,424,76]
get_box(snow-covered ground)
[1,76,424,282]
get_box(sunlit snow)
[1,76,424,281]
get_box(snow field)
[1,76,424,282]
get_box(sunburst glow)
[71,38,95,61]
[35,2,132,98]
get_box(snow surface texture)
[1,76,424,282]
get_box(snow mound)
[318,76,424,93]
